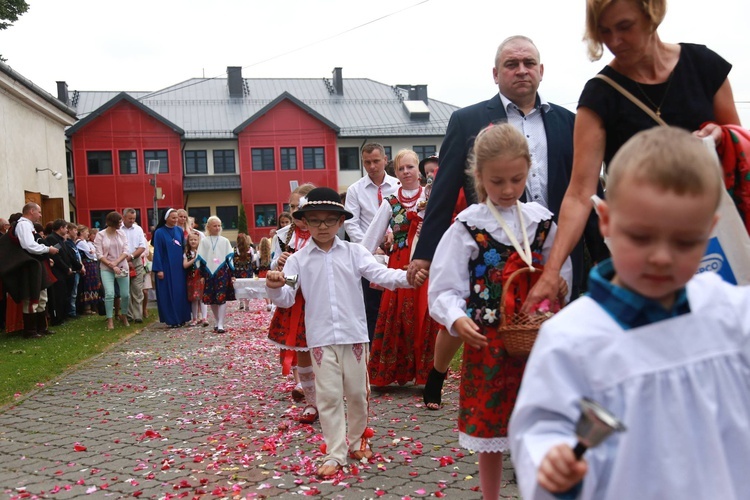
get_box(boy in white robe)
[509,127,750,500]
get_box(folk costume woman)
[362,149,438,387]
[197,216,235,333]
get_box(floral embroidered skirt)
[80,258,101,307]
[267,291,307,351]
[201,266,235,305]
[458,325,526,453]
[187,268,205,302]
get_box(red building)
[63,67,458,241]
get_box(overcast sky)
[2,0,749,123]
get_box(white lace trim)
[455,202,552,233]
[266,338,309,352]
[458,432,510,453]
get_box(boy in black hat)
[267,187,428,477]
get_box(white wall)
[0,75,74,218]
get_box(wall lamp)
[36,168,63,180]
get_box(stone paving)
[0,301,520,499]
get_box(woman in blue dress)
[152,208,191,327]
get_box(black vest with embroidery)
[463,218,552,327]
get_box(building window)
[303,147,325,170]
[146,208,170,231]
[90,209,115,230]
[254,204,277,227]
[144,150,169,173]
[185,150,207,174]
[252,148,274,171]
[188,207,210,231]
[384,146,392,160]
[87,151,113,175]
[119,151,138,175]
[213,150,236,174]
[280,147,297,170]
[338,147,360,171]
[413,145,437,160]
[66,151,73,179]
[217,206,239,230]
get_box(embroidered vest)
[463,219,551,327]
[386,194,417,250]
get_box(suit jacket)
[413,93,602,295]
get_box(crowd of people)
[263,0,750,497]
[3,0,750,496]
[0,206,152,337]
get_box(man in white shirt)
[122,208,148,323]
[344,143,399,341]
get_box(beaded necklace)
[398,186,423,209]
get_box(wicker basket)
[497,266,552,358]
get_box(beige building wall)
[185,190,243,242]
[0,70,76,220]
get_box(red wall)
[70,97,340,243]
[237,99,339,242]
[70,100,183,236]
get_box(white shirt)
[122,222,147,257]
[15,217,49,255]
[266,236,410,348]
[76,239,97,260]
[428,202,571,337]
[361,187,424,254]
[344,173,399,243]
[270,224,312,270]
[510,272,750,500]
[500,92,550,208]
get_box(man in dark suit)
[410,36,602,409]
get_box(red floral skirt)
[458,325,526,440]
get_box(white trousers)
[310,343,370,465]
[22,288,48,313]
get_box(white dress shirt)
[428,202,571,337]
[266,236,410,348]
[15,217,50,255]
[500,92,550,208]
[122,222,147,258]
[344,173,399,243]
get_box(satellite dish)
[147,160,160,175]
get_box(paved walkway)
[0,301,520,499]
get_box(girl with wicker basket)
[428,123,571,499]
[268,183,319,424]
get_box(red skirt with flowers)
[267,294,306,350]
[267,291,307,375]
[186,268,204,302]
[458,325,526,449]
[368,222,437,386]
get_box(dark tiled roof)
[183,175,241,192]
[71,75,458,139]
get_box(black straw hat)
[292,187,353,220]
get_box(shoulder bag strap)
[594,74,668,127]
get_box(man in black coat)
[408,36,603,409]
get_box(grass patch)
[449,344,464,373]
[0,314,156,407]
